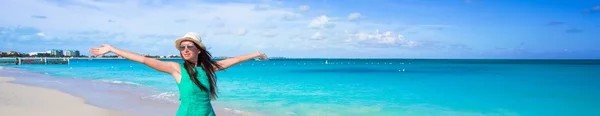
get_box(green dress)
[176,63,216,116]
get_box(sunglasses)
[179,44,197,51]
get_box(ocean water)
[1,58,600,116]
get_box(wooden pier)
[0,57,70,65]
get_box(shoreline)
[0,76,132,116]
[0,66,259,116]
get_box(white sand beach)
[0,76,132,116]
[0,75,259,116]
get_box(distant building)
[48,49,64,56]
[64,50,80,57]
[6,51,18,55]
[28,52,50,57]
[160,55,179,58]
[213,56,229,59]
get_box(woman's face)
[179,41,200,61]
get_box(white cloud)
[212,27,248,36]
[253,4,272,11]
[36,32,45,37]
[345,29,358,34]
[254,43,267,49]
[213,29,233,35]
[35,32,55,40]
[263,25,278,29]
[261,31,277,38]
[235,28,248,36]
[281,13,302,20]
[310,31,324,40]
[298,5,309,11]
[208,21,226,28]
[345,30,419,48]
[308,15,336,29]
[348,12,361,21]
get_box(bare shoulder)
[164,62,181,73]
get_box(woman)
[89,32,268,116]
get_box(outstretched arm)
[89,44,180,75]
[215,51,267,71]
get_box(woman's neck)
[188,59,199,67]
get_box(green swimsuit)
[176,63,216,116]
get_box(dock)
[0,57,70,65]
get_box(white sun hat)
[174,32,206,50]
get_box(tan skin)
[89,40,268,84]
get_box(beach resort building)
[48,49,64,56]
[64,50,80,57]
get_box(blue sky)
[0,0,599,59]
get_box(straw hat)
[174,32,206,50]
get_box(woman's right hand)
[256,51,268,60]
[89,44,113,56]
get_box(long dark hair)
[181,43,223,100]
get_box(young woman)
[89,32,268,116]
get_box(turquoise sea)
[1,58,600,116]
